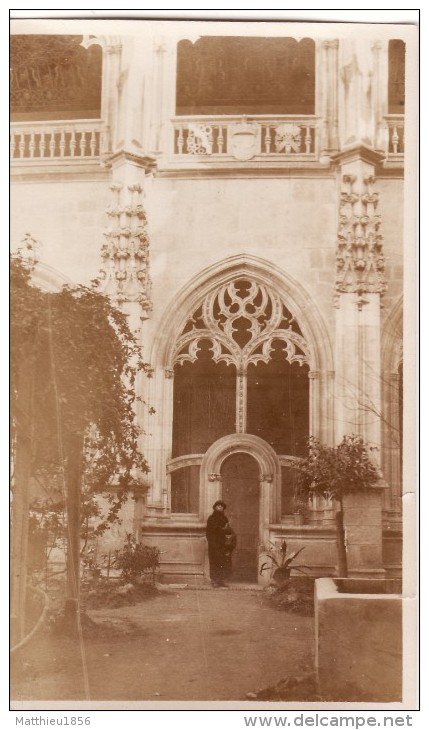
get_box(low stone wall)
[315,577,402,702]
[140,521,338,585]
[140,521,208,584]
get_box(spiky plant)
[260,540,307,584]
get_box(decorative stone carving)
[172,277,309,371]
[229,120,259,161]
[186,124,213,155]
[208,473,221,482]
[275,123,302,154]
[97,181,152,317]
[335,174,386,306]
[260,474,273,483]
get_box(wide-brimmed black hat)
[213,500,227,510]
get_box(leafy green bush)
[113,534,160,584]
[296,435,379,498]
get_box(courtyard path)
[11,587,314,702]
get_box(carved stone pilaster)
[97,181,152,318]
[335,173,386,307]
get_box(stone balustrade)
[10,114,405,165]
[171,115,319,160]
[384,115,405,158]
[10,119,105,162]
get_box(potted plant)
[260,540,307,585]
[296,435,379,578]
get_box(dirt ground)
[11,587,314,702]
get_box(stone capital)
[331,144,386,169]
[105,149,158,174]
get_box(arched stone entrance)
[201,433,280,583]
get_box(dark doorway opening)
[221,452,260,583]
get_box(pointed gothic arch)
[153,253,332,373]
[151,253,334,444]
[144,254,335,525]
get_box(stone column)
[338,39,369,148]
[95,116,158,531]
[80,35,122,158]
[371,41,388,153]
[331,145,387,577]
[142,367,174,517]
[236,369,247,433]
[320,40,339,159]
[144,34,179,158]
[97,152,156,331]
[381,371,402,517]
[332,147,386,448]
[308,370,320,437]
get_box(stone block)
[315,577,402,701]
[346,526,382,544]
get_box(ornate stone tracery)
[172,278,309,371]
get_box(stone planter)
[315,577,402,702]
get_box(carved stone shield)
[229,121,259,161]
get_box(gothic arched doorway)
[221,452,260,582]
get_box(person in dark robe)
[206,500,230,587]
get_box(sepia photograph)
[9,11,418,712]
